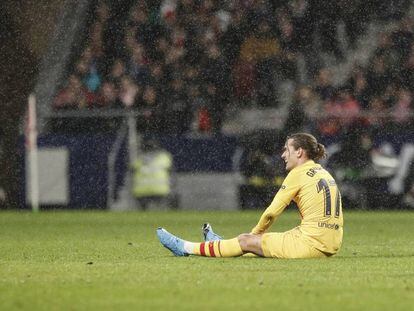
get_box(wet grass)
[0,210,413,310]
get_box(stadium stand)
[38,0,414,209]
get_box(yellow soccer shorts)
[261,227,327,259]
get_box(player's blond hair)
[287,133,327,161]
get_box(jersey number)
[317,179,341,217]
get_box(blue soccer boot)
[156,228,189,257]
[202,223,223,241]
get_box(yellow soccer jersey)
[251,160,343,254]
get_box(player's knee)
[237,233,254,250]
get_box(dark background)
[0,1,64,208]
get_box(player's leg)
[157,228,243,257]
[202,224,261,257]
[157,226,328,259]
[237,234,264,256]
[157,228,265,257]
[261,228,327,258]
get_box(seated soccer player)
[157,133,344,259]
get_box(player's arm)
[250,171,300,235]
[250,196,289,235]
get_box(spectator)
[310,0,343,59]
[347,65,370,109]
[89,21,105,60]
[53,74,96,110]
[186,84,207,133]
[338,0,366,49]
[318,87,361,139]
[313,68,336,101]
[152,35,171,63]
[391,16,414,64]
[289,0,313,52]
[107,58,127,87]
[96,81,121,109]
[148,61,168,99]
[118,76,140,109]
[128,3,151,46]
[284,85,322,134]
[202,45,228,132]
[54,0,413,142]
[220,8,247,67]
[275,8,298,80]
[96,1,110,24]
[289,0,320,77]
[391,88,413,131]
[239,17,280,106]
[163,73,192,134]
[366,54,392,98]
[374,32,400,73]
[366,97,389,133]
[382,82,399,109]
[127,44,150,85]
[138,85,163,133]
[398,46,414,91]
[74,58,102,93]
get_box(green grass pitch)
[0,210,413,310]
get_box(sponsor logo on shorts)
[318,222,340,230]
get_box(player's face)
[281,139,300,171]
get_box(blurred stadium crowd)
[51,0,414,209]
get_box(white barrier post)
[26,94,40,212]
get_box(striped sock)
[184,238,243,257]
